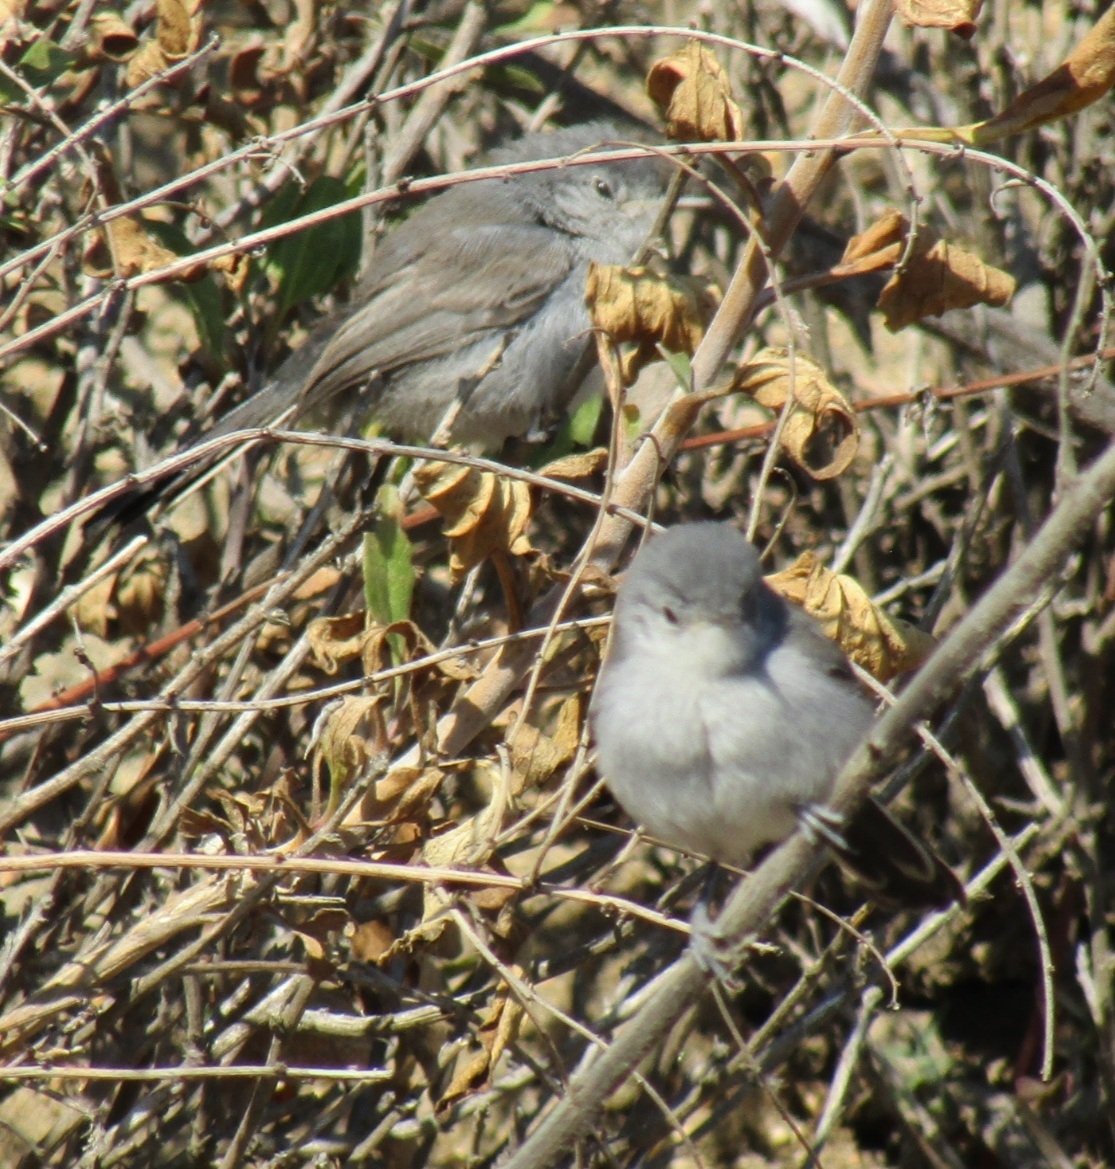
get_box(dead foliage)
[1,3,1114,1167]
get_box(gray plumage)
[208,120,666,448]
[591,522,963,907]
[591,523,872,864]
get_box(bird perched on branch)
[108,121,667,525]
[591,522,965,911]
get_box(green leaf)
[660,348,694,392]
[527,394,604,467]
[363,486,415,629]
[261,175,363,319]
[18,37,77,89]
[144,220,228,360]
[568,393,604,447]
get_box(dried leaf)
[211,250,248,294]
[894,0,981,37]
[373,765,446,820]
[735,347,859,480]
[82,213,178,280]
[970,6,1115,141]
[358,619,438,679]
[586,262,713,383]
[538,448,609,480]
[155,0,195,57]
[311,696,387,792]
[292,566,343,601]
[347,919,394,964]
[112,553,168,635]
[421,761,509,872]
[647,40,746,142]
[837,212,1015,328]
[412,460,533,576]
[508,695,582,791]
[879,11,1115,147]
[229,43,268,105]
[307,612,368,674]
[838,209,906,273]
[290,928,326,961]
[89,12,139,60]
[437,985,523,1112]
[393,762,511,954]
[766,553,937,682]
[284,0,317,62]
[124,0,203,86]
[81,148,223,283]
[74,575,117,639]
[877,223,1015,331]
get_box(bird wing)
[295,220,577,414]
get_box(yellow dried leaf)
[74,575,117,639]
[155,0,196,58]
[835,212,1015,328]
[586,263,712,382]
[347,919,395,964]
[538,448,609,480]
[972,7,1115,141]
[357,619,435,678]
[735,347,859,480]
[212,250,249,294]
[80,152,212,282]
[291,929,326,961]
[412,460,533,576]
[766,553,937,682]
[895,0,981,37]
[647,40,746,142]
[421,761,509,871]
[123,39,167,87]
[285,0,317,61]
[123,0,203,85]
[373,765,445,819]
[81,214,177,280]
[89,12,139,61]
[292,566,343,601]
[888,14,1115,152]
[113,554,168,635]
[394,762,511,954]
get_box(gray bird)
[110,121,666,524]
[590,522,963,908]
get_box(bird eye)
[593,176,614,199]
[662,606,679,625]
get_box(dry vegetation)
[1,1,1114,1166]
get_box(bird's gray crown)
[486,121,667,253]
[619,523,767,622]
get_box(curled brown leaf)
[894,0,982,38]
[647,40,746,142]
[838,211,1015,330]
[734,347,860,480]
[412,460,533,577]
[767,553,937,682]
